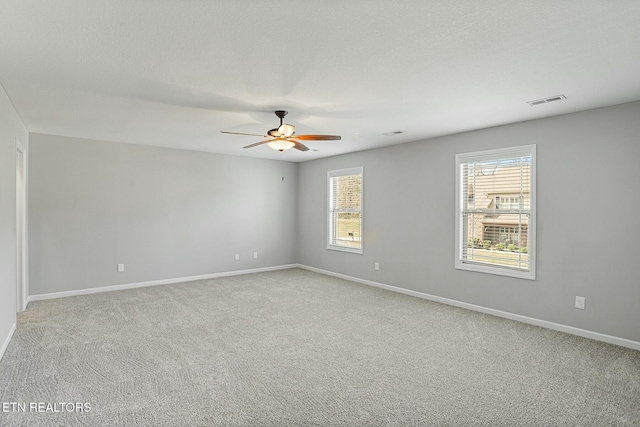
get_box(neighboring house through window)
[328,167,363,254]
[455,145,536,279]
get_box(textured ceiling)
[1,1,639,162]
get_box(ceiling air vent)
[527,94,566,106]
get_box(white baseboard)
[0,323,16,362]
[28,264,298,303]
[296,264,640,351]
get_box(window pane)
[462,158,531,213]
[332,175,362,210]
[462,205,529,269]
[332,212,362,248]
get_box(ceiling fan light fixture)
[268,138,295,152]
[278,123,295,137]
[267,128,280,137]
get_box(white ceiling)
[1,1,639,162]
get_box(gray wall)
[22,102,640,344]
[297,101,640,343]
[0,85,28,351]
[28,134,297,295]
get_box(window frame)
[454,145,536,280]
[327,166,364,254]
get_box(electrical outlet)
[235,254,240,261]
[117,263,125,272]
[253,252,258,259]
[575,296,586,310]
[374,262,380,271]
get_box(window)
[455,145,536,279]
[328,167,363,254]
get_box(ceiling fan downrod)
[274,110,288,126]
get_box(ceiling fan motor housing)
[269,110,294,137]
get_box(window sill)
[455,260,535,280]
[327,245,363,255]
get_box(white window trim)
[327,166,364,254]
[454,145,536,280]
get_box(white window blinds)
[328,167,363,253]
[455,145,536,279]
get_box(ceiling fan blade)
[291,140,309,151]
[293,135,342,141]
[242,140,272,149]
[222,131,268,137]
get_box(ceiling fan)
[221,110,341,152]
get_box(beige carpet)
[1,268,639,426]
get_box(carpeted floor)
[1,268,639,426]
